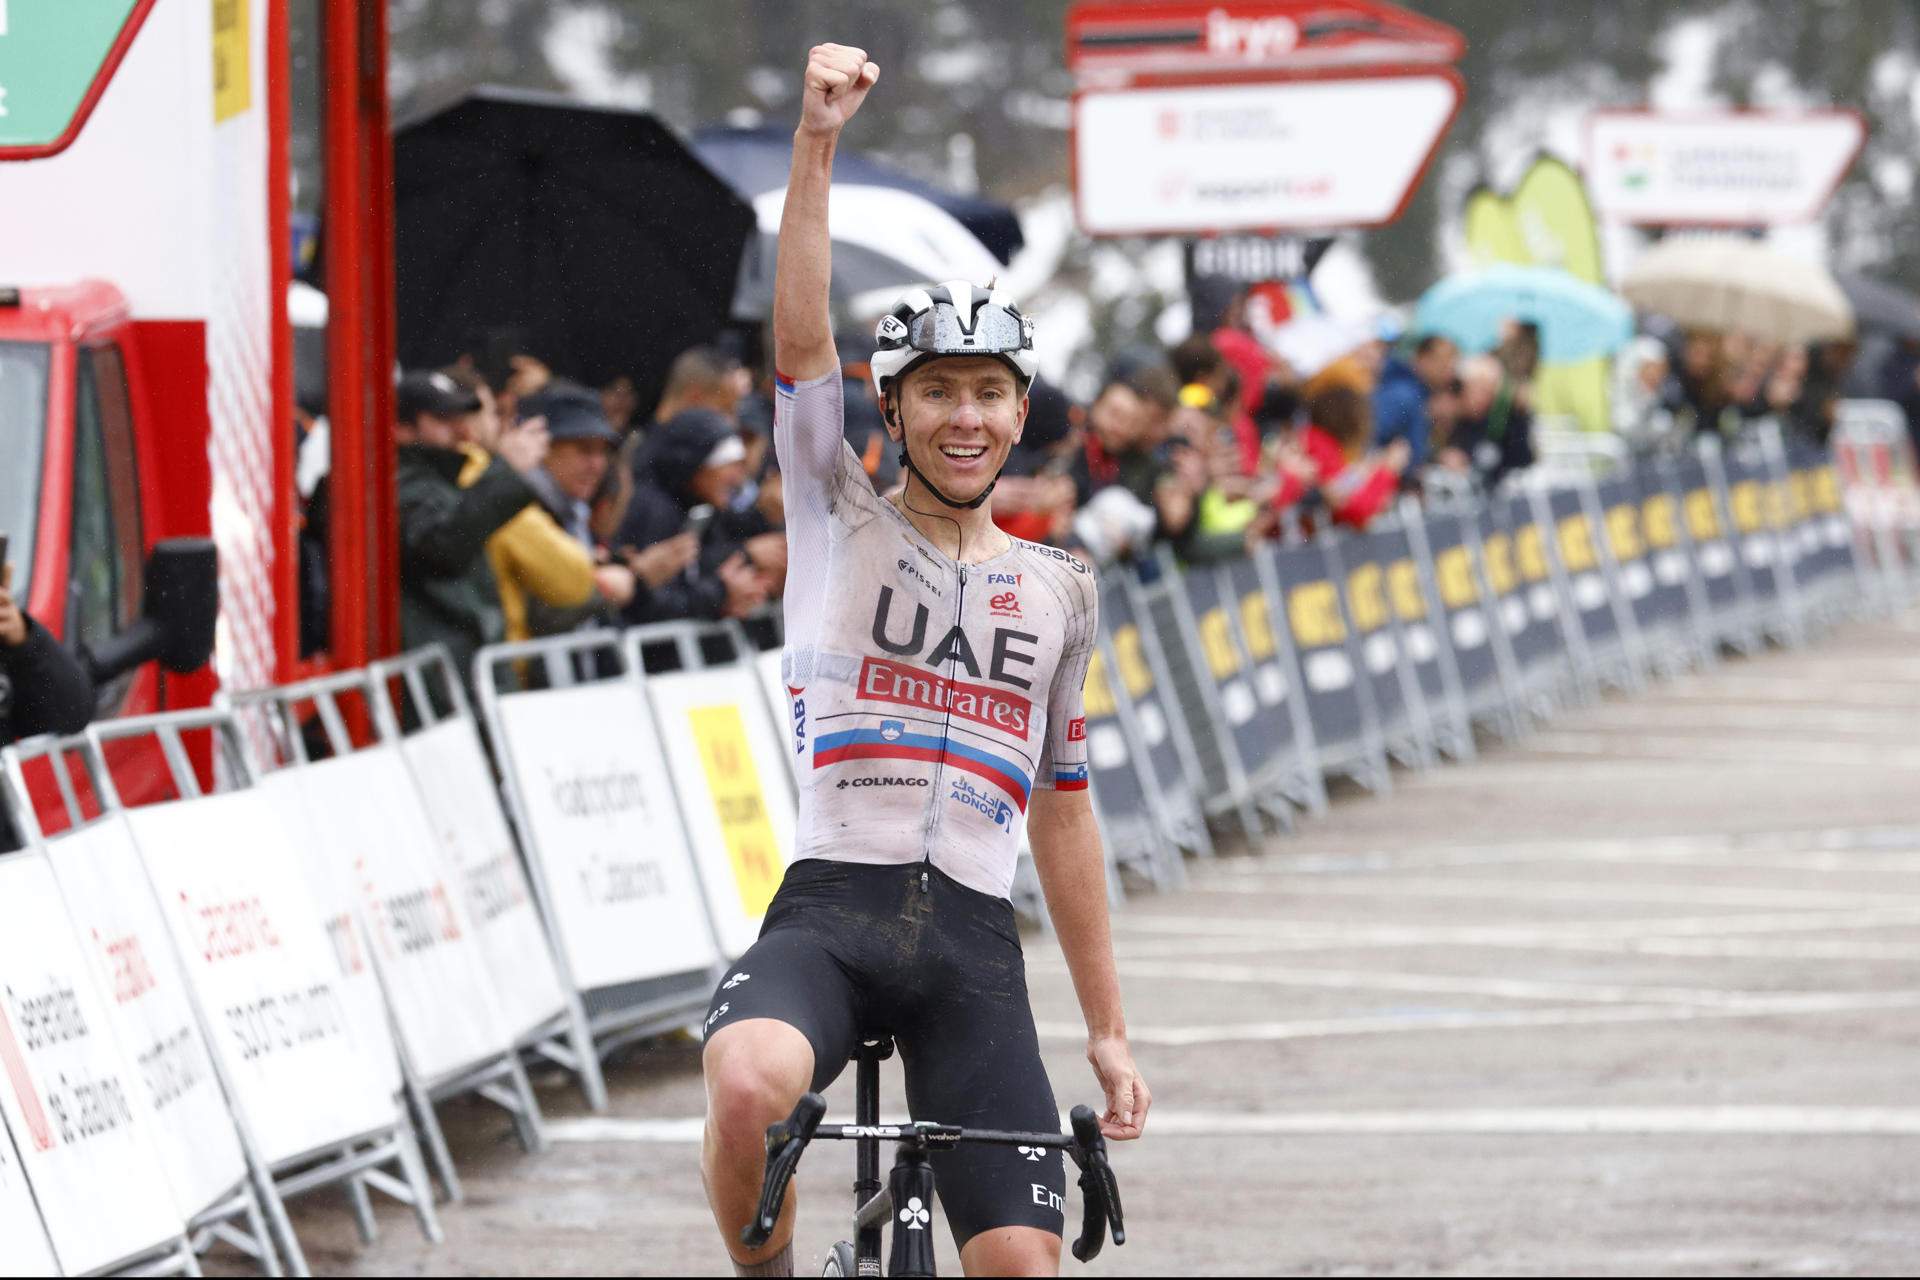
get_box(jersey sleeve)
[775,366,874,651]
[1034,568,1098,793]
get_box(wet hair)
[1307,385,1370,452]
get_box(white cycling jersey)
[774,366,1096,899]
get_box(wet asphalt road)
[237,608,1920,1276]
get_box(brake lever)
[740,1092,827,1249]
[1065,1104,1126,1262]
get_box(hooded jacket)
[396,442,535,683]
[612,409,742,623]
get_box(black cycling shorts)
[703,858,1066,1248]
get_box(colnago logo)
[989,591,1023,620]
[787,686,807,755]
[1206,8,1300,59]
[950,776,1016,830]
[859,656,1032,737]
[1066,717,1086,742]
[836,776,929,789]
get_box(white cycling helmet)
[869,280,1039,402]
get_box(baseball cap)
[519,380,620,445]
[397,369,481,422]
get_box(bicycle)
[742,1034,1127,1277]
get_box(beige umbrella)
[1618,238,1855,345]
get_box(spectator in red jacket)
[1272,386,1408,530]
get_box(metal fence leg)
[346,1168,379,1246]
[394,1128,446,1245]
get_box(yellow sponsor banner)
[1197,608,1241,679]
[1112,624,1154,697]
[1239,591,1277,660]
[1789,472,1813,521]
[1605,505,1643,561]
[212,0,251,123]
[1434,546,1479,608]
[1288,581,1346,648]
[1514,524,1550,583]
[1642,494,1678,550]
[1480,533,1517,594]
[1387,560,1427,620]
[1812,467,1842,513]
[1729,480,1764,533]
[686,706,783,917]
[1685,488,1721,540]
[1083,647,1118,719]
[1557,514,1598,572]
[1346,562,1389,632]
[1765,480,1793,530]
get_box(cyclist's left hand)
[1087,1036,1150,1140]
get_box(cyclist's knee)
[703,1021,813,1152]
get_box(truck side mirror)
[82,539,219,684]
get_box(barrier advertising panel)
[1097,577,1203,825]
[1625,468,1700,654]
[1418,514,1501,707]
[647,668,799,958]
[1334,536,1412,735]
[1671,454,1743,616]
[271,746,513,1084]
[494,683,722,990]
[43,815,248,1217]
[0,1119,56,1276]
[0,855,185,1274]
[122,789,400,1164]
[1272,542,1368,755]
[400,719,570,1044]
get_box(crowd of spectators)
[390,289,1880,674]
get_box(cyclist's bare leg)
[702,1019,816,1271]
[959,1225,1061,1277]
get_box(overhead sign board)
[1067,0,1465,83]
[1585,111,1867,226]
[1075,72,1463,236]
[0,0,151,158]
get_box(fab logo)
[787,687,807,755]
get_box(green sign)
[0,0,147,154]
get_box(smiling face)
[890,356,1028,505]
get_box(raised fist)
[799,43,879,137]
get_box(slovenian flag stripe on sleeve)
[775,370,797,396]
[1054,764,1089,791]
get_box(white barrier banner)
[400,719,569,1043]
[256,771,405,1099]
[44,815,248,1217]
[123,790,399,1165]
[757,649,802,785]
[647,669,798,957]
[273,746,512,1084]
[496,683,720,990]
[0,855,184,1275]
[0,1119,56,1276]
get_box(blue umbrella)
[1414,265,1633,364]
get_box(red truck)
[1,0,397,812]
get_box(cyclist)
[702,42,1150,1279]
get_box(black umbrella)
[393,87,754,408]
[1836,271,1920,343]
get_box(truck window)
[0,341,50,601]
[69,343,145,709]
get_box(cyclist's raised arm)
[772,44,878,382]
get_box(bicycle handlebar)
[1066,1105,1126,1262]
[740,1092,828,1249]
[741,1094,1127,1262]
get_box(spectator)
[441,369,611,644]
[1373,334,1457,467]
[601,374,641,435]
[1441,354,1535,490]
[1612,336,1681,455]
[653,345,750,428]
[1067,367,1193,559]
[1270,386,1405,531]
[990,380,1079,546]
[395,369,547,688]
[614,408,772,623]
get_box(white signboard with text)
[647,669,798,958]
[495,684,721,991]
[400,718,570,1044]
[123,790,400,1164]
[267,747,513,1085]
[1586,112,1865,225]
[44,815,248,1217]
[1074,73,1461,235]
[0,855,185,1275]
[0,1118,57,1277]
